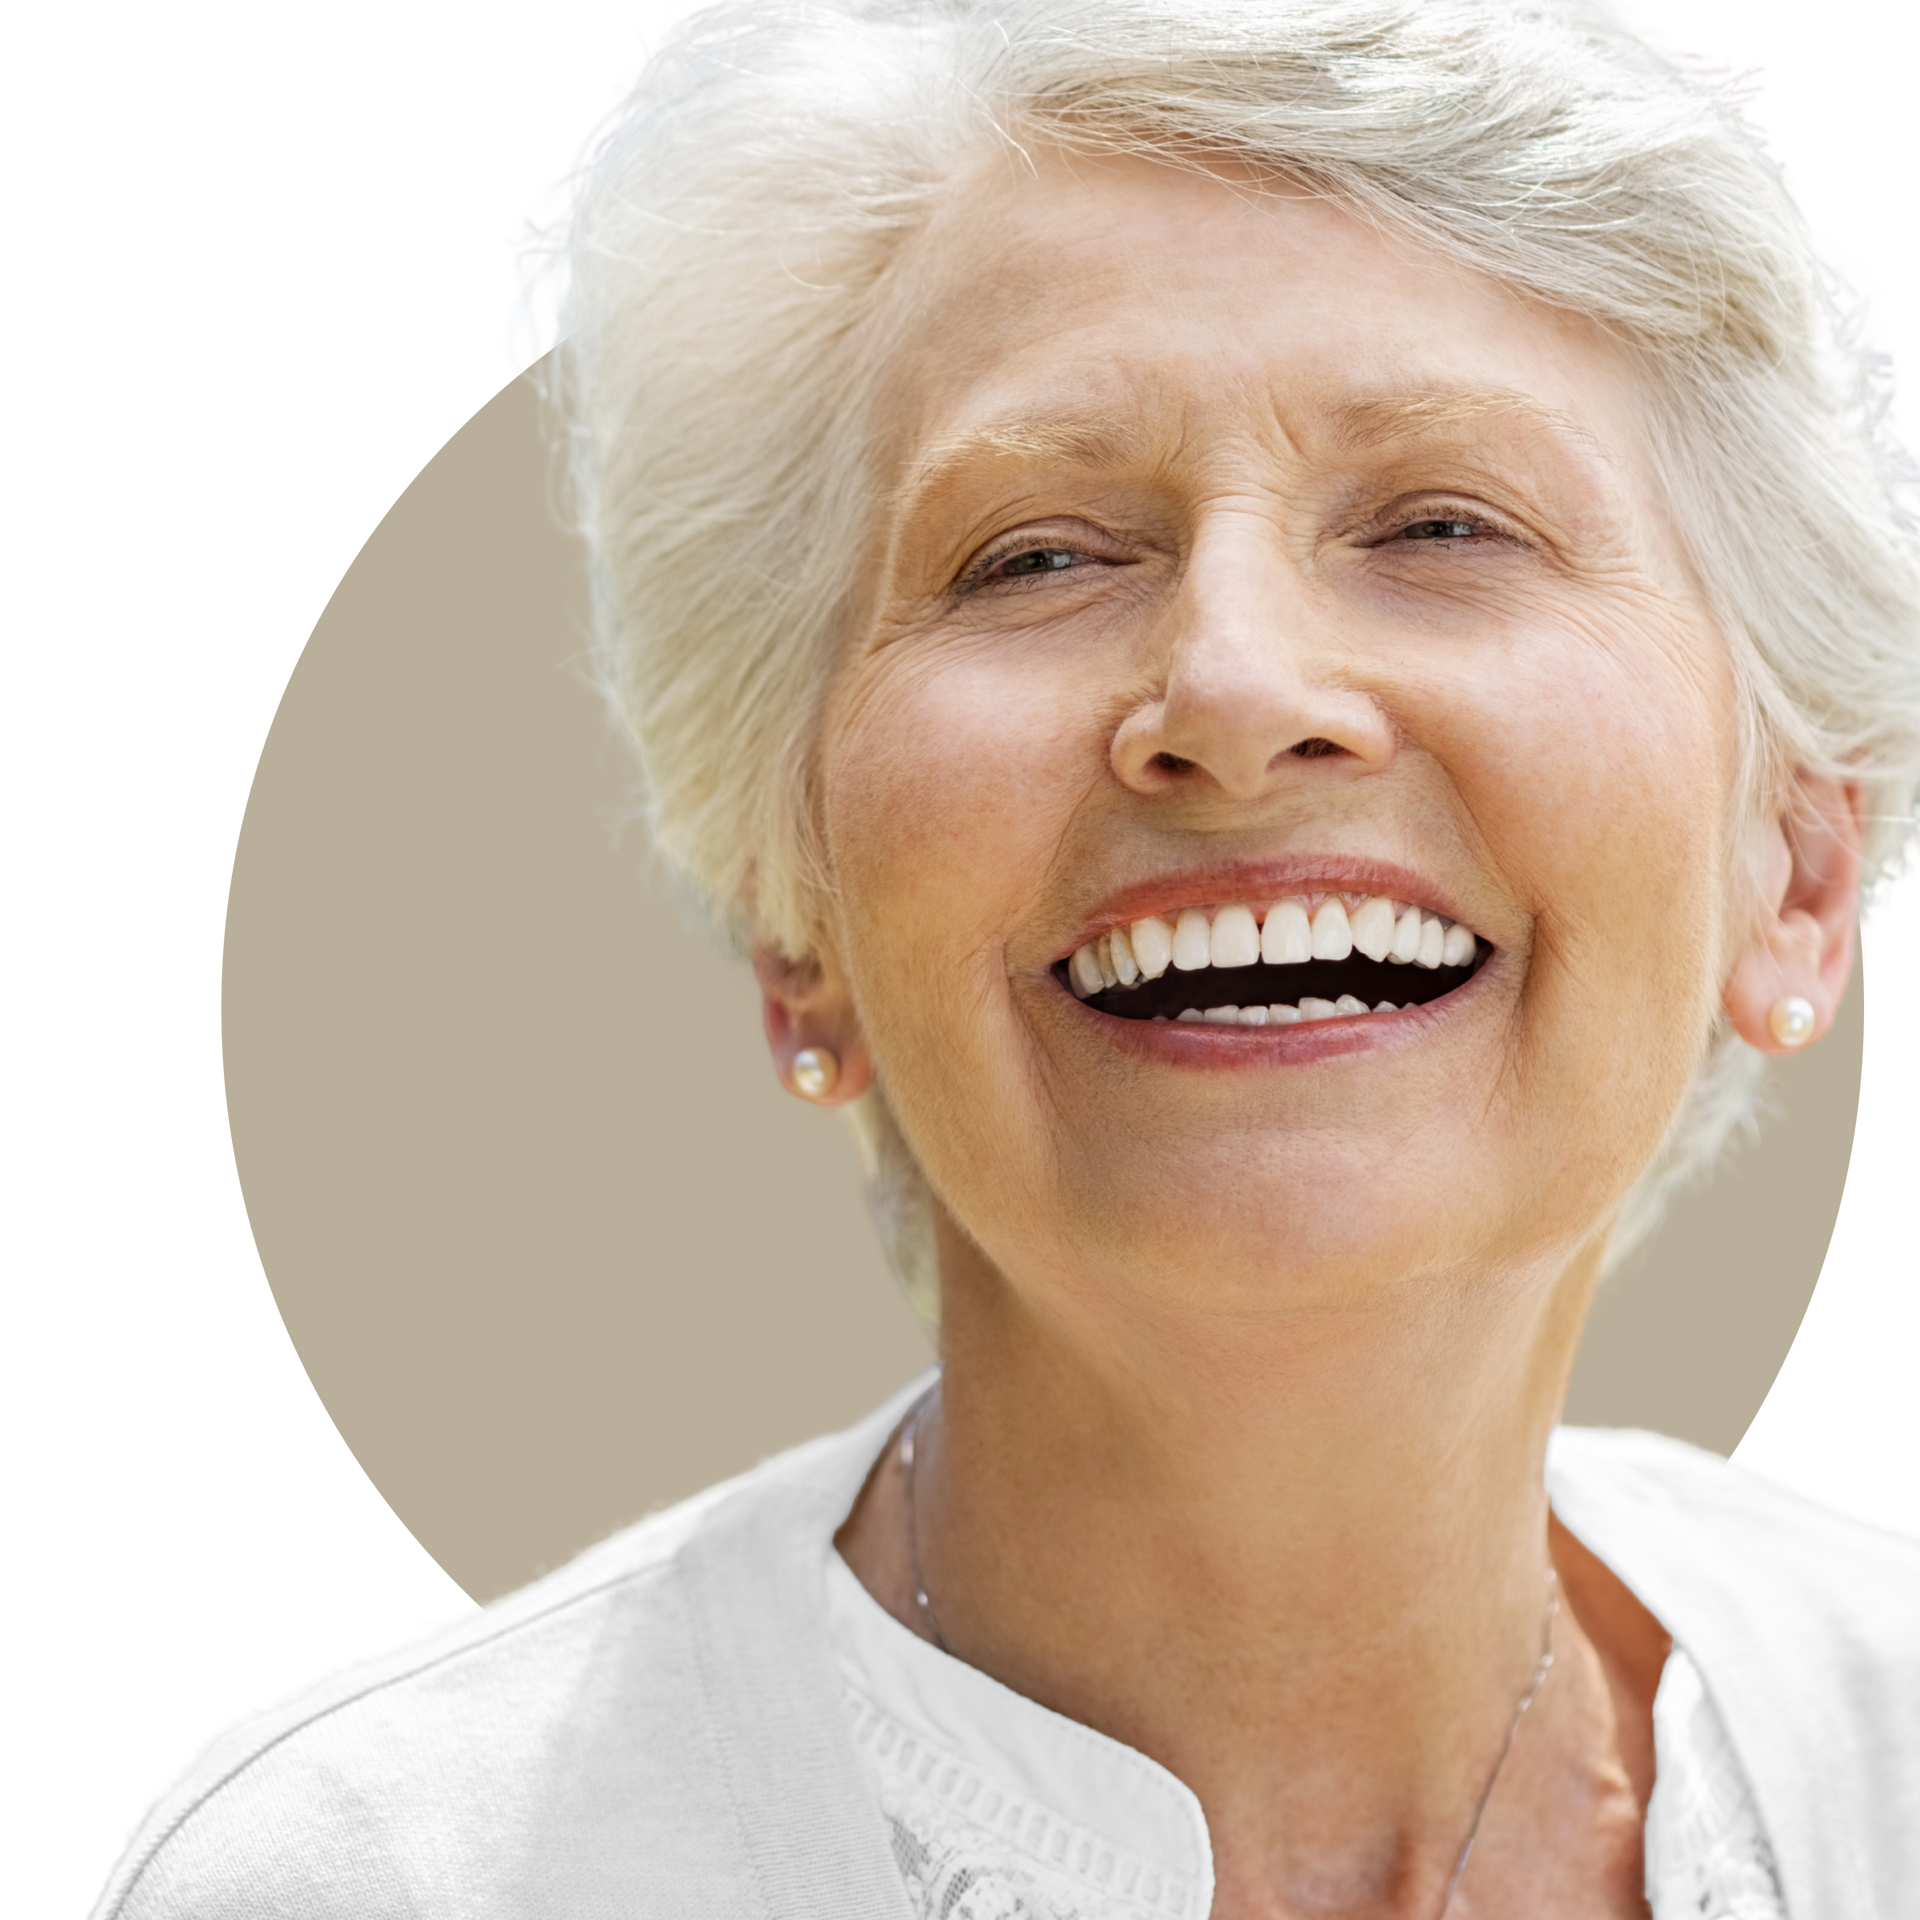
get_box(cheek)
[820,644,1098,1044]
[1433,596,1730,908]
[1432,602,1734,1115]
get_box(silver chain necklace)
[898,1390,1559,1918]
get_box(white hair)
[560,0,1920,1308]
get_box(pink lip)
[1054,857,1483,964]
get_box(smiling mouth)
[1056,892,1487,1026]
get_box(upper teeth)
[1067,894,1477,1000]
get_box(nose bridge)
[1168,505,1325,702]
[1119,499,1384,798]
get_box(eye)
[982,545,1087,582]
[1394,516,1490,542]
[953,521,1134,595]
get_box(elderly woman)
[96,2,1920,1917]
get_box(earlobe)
[1721,773,1862,1055]
[1723,921,1831,1054]
[753,944,875,1105]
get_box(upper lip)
[1053,857,1484,962]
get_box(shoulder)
[93,1481,738,1920]
[1549,1425,1920,1916]
[1547,1423,1920,1660]
[91,1383,926,1920]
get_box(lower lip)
[1058,959,1495,1067]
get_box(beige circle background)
[224,363,1864,1605]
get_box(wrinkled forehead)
[865,146,1661,526]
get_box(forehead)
[874,150,1649,500]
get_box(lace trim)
[1644,1651,1785,1920]
[844,1683,1204,1920]
[846,1646,1783,1920]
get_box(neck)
[852,1215,1636,1916]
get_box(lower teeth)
[1169,998,1398,1025]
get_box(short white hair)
[561,0,1920,1307]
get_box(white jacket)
[92,1380,1920,1919]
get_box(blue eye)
[1399,518,1482,541]
[998,547,1081,576]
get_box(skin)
[756,153,1862,1919]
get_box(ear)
[1722,772,1863,1054]
[753,943,876,1105]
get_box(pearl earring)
[1768,996,1816,1047]
[791,1047,840,1099]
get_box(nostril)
[1290,737,1342,759]
[1152,751,1197,773]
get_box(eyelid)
[953,497,1528,587]
[954,524,1122,592]
[1368,495,1531,545]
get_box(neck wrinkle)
[918,1212,1609,1908]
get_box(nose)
[1110,512,1395,800]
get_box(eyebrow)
[889,415,1155,516]
[1323,388,1604,457]
[888,384,1607,522]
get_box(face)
[812,154,1742,1325]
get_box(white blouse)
[89,1394,1917,1920]
[826,1549,1785,1920]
